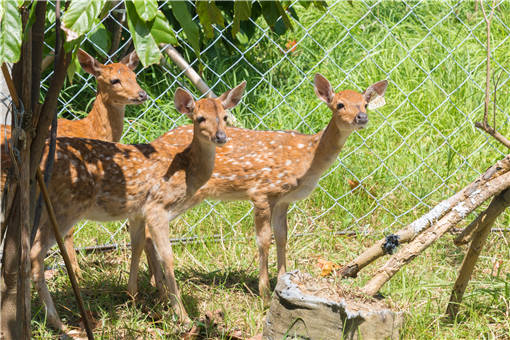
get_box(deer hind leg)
[126,216,146,299]
[272,202,289,278]
[144,225,165,292]
[63,227,81,280]
[253,198,273,302]
[145,212,189,323]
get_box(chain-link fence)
[40,0,510,258]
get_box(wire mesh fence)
[38,0,510,258]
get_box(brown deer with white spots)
[1,49,146,276]
[29,82,246,330]
[144,74,388,301]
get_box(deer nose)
[138,90,147,101]
[214,130,227,144]
[355,113,368,125]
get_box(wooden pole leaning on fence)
[361,164,510,296]
[159,43,239,126]
[446,188,510,319]
[443,0,510,319]
[339,156,510,279]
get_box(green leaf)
[89,22,111,55]
[45,4,55,24]
[260,1,279,28]
[0,1,4,25]
[171,1,199,56]
[125,0,160,67]
[66,50,81,84]
[232,0,251,39]
[196,1,224,40]
[275,1,293,31]
[313,1,328,10]
[133,0,158,22]
[0,0,22,64]
[151,10,177,45]
[62,0,106,41]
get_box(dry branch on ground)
[340,155,510,280]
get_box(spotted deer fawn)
[1,48,146,276]
[144,74,388,301]
[30,82,246,330]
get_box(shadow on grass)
[177,265,278,296]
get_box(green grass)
[34,1,510,338]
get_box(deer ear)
[77,49,103,77]
[219,81,247,110]
[174,88,195,118]
[314,73,334,104]
[364,80,388,110]
[120,50,139,70]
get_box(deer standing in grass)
[1,49,146,276]
[30,82,246,330]
[144,74,388,301]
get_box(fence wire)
[37,0,510,259]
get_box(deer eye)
[197,116,206,123]
[110,79,121,85]
[223,115,228,122]
[337,102,344,110]
[365,103,368,109]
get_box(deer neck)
[85,92,126,142]
[186,126,216,193]
[306,119,351,178]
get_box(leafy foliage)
[62,0,106,41]
[0,0,326,75]
[0,0,22,64]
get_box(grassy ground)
[33,1,510,338]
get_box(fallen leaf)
[317,258,340,277]
[347,179,360,191]
[285,39,297,53]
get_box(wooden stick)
[36,169,94,339]
[475,0,510,149]
[339,155,510,278]
[361,170,510,296]
[446,188,510,319]
[474,121,510,149]
[161,44,216,98]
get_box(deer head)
[174,81,247,145]
[314,73,388,131]
[77,49,147,105]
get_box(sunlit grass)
[34,1,510,339]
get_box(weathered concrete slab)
[263,271,403,340]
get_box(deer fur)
[144,74,388,301]
[1,49,146,276]
[29,82,246,330]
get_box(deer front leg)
[146,213,189,323]
[63,227,81,280]
[253,199,273,302]
[272,203,289,278]
[127,216,146,298]
[144,225,165,292]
